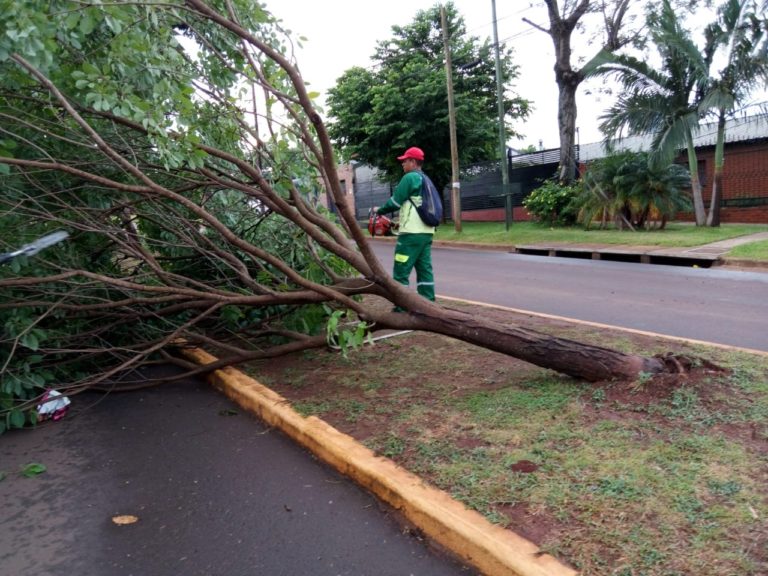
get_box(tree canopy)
[326,1,530,191]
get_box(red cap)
[397,147,424,161]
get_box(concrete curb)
[720,257,768,271]
[181,347,578,576]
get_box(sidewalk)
[0,368,475,576]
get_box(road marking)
[438,295,768,357]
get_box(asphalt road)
[1,366,473,576]
[370,241,768,352]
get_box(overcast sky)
[265,1,767,151]
[266,0,627,150]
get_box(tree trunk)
[556,79,579,184]
[534,0,637,186]
[708,170,723,227]
[366,300,665,382]
[686,136,706,226]
[706,112,726,227]
[525,0,591,185]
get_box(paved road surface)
[370,241,768,352]
[1,366,473,576]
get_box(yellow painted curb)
[181,347,577,576]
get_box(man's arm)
[376,173,419,215]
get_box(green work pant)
[392,233,435,301]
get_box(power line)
[464,3,541,38]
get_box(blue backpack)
[409,171,443,227]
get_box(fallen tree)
[0,1,692,429]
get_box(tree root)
[653,352,726,374]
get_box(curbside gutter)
[181,347,578,576]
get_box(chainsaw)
[367,208,396,237]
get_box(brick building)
[578,114,768,224]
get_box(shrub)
[575,151,691,230]
[523,179,579,226]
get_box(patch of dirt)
[494,502,557,544]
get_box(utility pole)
[491,0,511,230]
[441,5,461,232]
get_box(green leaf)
[79,12,96,35]
[104,16,123,35]
[20,463,47,477]
[64,12,80,30]
[20,332,39,351]
[9,409,25,429]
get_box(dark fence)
[442,149,566,216]
[352,147,575,220]
[352,167,393,220]
[443,161,516,217]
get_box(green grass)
[443,377,767,574]
[434,221,768,248]
[727,239,768,260]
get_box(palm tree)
[696,0,768,226]
[614,152,692,229]
[577,150,691,230]
[583,0,713,225]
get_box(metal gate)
[352,165,393,220]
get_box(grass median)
[433,221,768,251]
[246,297,768,576]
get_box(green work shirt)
[376,171,435,234]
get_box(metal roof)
[578,114,768,162]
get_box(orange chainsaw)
[367,208,396,237]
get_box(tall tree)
[698,0,768,226]
[0,1,698,431]
[523,0,644,184]
[327,2,530,192]
[584,0,712,225]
